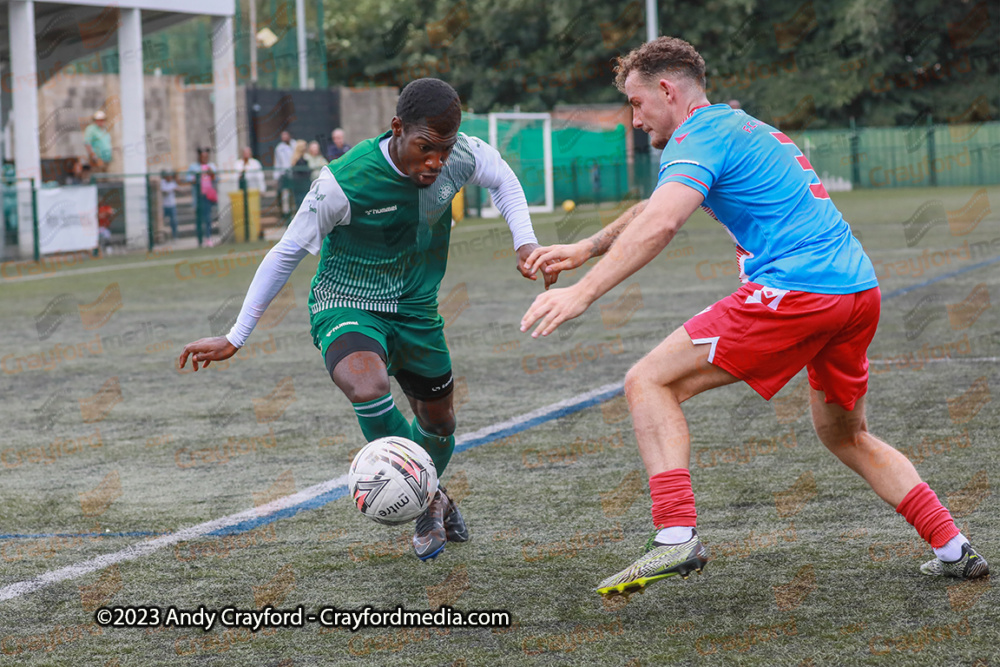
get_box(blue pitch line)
[0,531,168,540]
[208,487,349,537]
[454,384,625,454]
[209,383,626,538]
[880,254,1000,301]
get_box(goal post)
[482,112,554,217]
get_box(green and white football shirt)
[283,131,536,320]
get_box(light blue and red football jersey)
[656,104,877,294]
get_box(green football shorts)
[310,307,452,382]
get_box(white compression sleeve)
[489,161,537,249]
[225,235,310,348]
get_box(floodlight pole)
[296,0,308,89]
[646,0,658,42]
[249,0,258,83]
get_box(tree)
[320,0,999,127]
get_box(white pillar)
[9,0,40,257]
[212,16,239,242]
[646,0,658,43]
[119,7,147,250]
[296,0,307,89]
[0,62,5,258]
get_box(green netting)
[459,115,630,207]
[553,124,629,204]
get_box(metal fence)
[794,121,1000,190]
[0,165,321,261]
[4,120,998,261]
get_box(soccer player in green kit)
[179,78,549,560]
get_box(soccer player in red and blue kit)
[520,37,989,597]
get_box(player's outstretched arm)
[177,236,308,372]
[177,171,347,373]
[520,183,702,337]
[523,200,648,289]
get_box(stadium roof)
[0,0,234,84]
[1,0,239,258]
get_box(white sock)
[932,533,968,562]
[656,526,694,544]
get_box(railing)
[795,121,1000,190]
[3,120,996,262]
[0,165,322,261]
[89,165,314,248]
[1,175,40,261]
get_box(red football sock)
[895,482,960,549]
[650,468,697,529]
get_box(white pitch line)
[0,382,625,603]
[1,256,187,283]
[0,475,346,602]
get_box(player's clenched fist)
[515,243,558,290]
[178,336,239,371]
[520,285,594,338]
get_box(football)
[348,436,438,525]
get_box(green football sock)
[411,418,455,476]
[352,393,411,442]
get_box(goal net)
[462,112,553,216]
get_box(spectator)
[274,131,294,214]
[727,99,742,109]
[305,140,327,180]
[97,202,114,255]
[2,161,16,247]
[326,127,351,160]
[161,171,178,239]
[186,147,218,242]
[590,161,602,203]
[289,140,312,211]
[235,147,267,194]
[64,158,88,185]
[83,111,112,172]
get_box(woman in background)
[161,171,178,239]
[290,140,312,212]
[305,140,328,180]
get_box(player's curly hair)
[396,78,462,134]
[613,37,706,92]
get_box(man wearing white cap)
[84,110,112,172]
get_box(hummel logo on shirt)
[325,320,360,338]
[365,205,398,215]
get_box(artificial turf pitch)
[0,186,997,665]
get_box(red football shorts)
[683,282,881,411]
